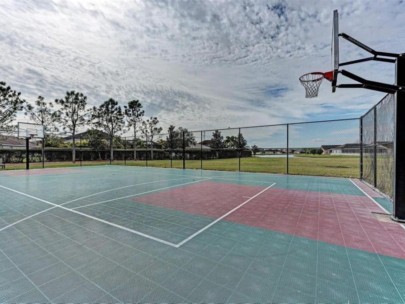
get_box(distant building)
[321,145,341,155]
[0,136,40,149]
[187,143,211,151]
[330,143,360,155]
[62,130,109,143]
[322,142,392,156]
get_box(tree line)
[0,81,252,163]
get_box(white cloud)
[0,0,404,132]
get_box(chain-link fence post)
[238,128,241,171]
[80,134,83,167]
[182,130,186,169]
[42,135,45,169]
[25,137,29,170]
[145,136,148,167]
[200,131,203,169]
[124,137,127,166]
[170,130,173,169]
[360,118,363,179]
[286,124,289,174]
[373,107,377,187]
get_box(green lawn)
[118,155,360,178]
[1,155,360,178]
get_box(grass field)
[2,155,360,178]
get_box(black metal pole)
[124,137,127,166]
[42,137,45,169]
[360,118,363,179]
[373,107,377,188]
[200,131,203,170]
[26,137,30,170]
[146,137,148,167]
[80,134,82,167]
[110,137,112,165]
[238,128,241,172]
[182,131,186,169]
[393,54,405,222]
[170,132,173,168]
[286,124,289,174]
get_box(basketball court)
[1,166,405,303]
[1,9,405,304]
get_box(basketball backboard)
[18,122,44,139]
[332,9,339,92]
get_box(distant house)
[321,145,341,155]
[63,130,109,143]
[330,143,361,155]
[323,142,392,156]
[0,136,40,149]
[187,143,211,151]
[200,140,213,147]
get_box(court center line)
[349,179,405,232]
[72,179,209,210]
[0,184,178,247]
[62,177,206,205]
[174,182,276,248]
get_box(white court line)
[62,177,204,205]
[174,183,276,248]
[0,206,57,232]
[349,179,405,231]
[72,179,208,210]
[0,184,186,247]
[349,179,390,213]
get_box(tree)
[210,130,224,149]
[140,117,162,160]
[251,145,259,155]
[224,133,247,149]
[44,134,66,148]
[25,96,59,132]
[0,82,25,128]
[92,98,125,161]
[55,91,88,163]
[165,125,196,149]
[25,96,60,162]
[86,129,108,160]
[124,100,144,160]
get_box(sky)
[0,0,404,140]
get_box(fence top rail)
[192,117,360,133]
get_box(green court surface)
[1,166,405,303]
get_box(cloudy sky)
[0,0,404,133]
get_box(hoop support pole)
[340,33,399,59]
[393,54,405,222]
[340,70,401,94]
[26,137,30,170]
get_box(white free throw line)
[349,179,405,232]
[62,177,203,205]
[0,184,178,247]
[72,179,209,210]
[174,183,276,248]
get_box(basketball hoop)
[299,71,333,98]
[26,130,36,139]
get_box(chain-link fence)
[108,119,361,178]
[1,105,396,196]
[0,119,361,178]
[361,94,395,198]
